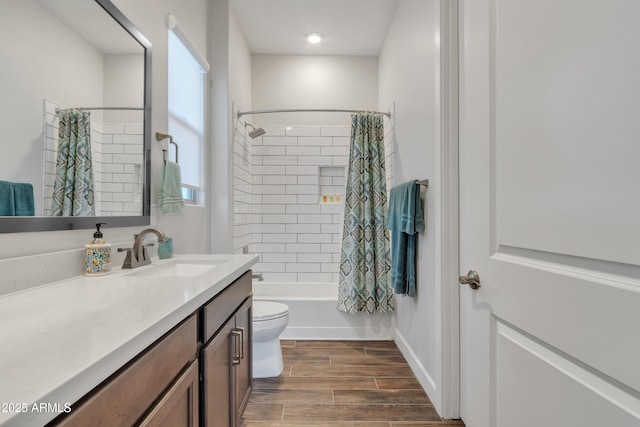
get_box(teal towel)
[159,161,185,215]
[387,180,425,297]
[0,181,16,216]
[13,183,34,216]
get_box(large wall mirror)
[0,0,151,232]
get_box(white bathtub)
[252,282,395,340]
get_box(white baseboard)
[393,327,440,413]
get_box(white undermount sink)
[127,259,224,278]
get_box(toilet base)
[253,339,283,378]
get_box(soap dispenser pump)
[85,223,112,276]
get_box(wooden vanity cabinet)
[51,315,199,427]
[47,270,253,427]
[200,271,253,427]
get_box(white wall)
[378,0,444,414]
[110,0,211,255]
[208,0,253,254]
[209,0,232,254]
[230,9,253,116]
[103,54,145,123]
[251,55,379,126]
[229,6,254,253]
[0,0,210,295]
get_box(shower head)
[245,123,266,139]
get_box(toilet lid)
[253,301,289,321]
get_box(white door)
[459,0,640,426]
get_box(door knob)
[459,270,481,289]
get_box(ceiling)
[231,0,400,56]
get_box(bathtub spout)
[252,272,264,281]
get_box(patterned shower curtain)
[337,113,394,314]
[51,110,95,216]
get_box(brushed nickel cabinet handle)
[236,327,245,360]
[231,330,242,365]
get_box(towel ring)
[163,141,179,164]
[157,132,179,164]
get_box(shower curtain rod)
[237,108,391,118]
[55,107,144,114]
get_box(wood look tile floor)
[241,340,465,427]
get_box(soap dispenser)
[85,223,112,276]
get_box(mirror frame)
[0,0,152,233]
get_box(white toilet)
[252,301,289,378]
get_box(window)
[168,29,206,204]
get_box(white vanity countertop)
[0,253,258,427]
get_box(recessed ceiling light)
[306,33,322,44]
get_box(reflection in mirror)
[0,0,151,232]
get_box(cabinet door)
[201,317,235,427]
[138,360,199,427]
[233,298,252,425]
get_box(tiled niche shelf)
[319,166,346,204]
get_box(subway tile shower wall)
[232,121,395,282]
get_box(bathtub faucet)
[252,272,264,282]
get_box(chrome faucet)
[119,228,167,269]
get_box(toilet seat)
[253,301,289,321]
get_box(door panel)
[493,0,640,265]
[460,0,640,426]
[495,321,638,427]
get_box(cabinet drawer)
[202,271,251,343]
[53,314,198,427]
